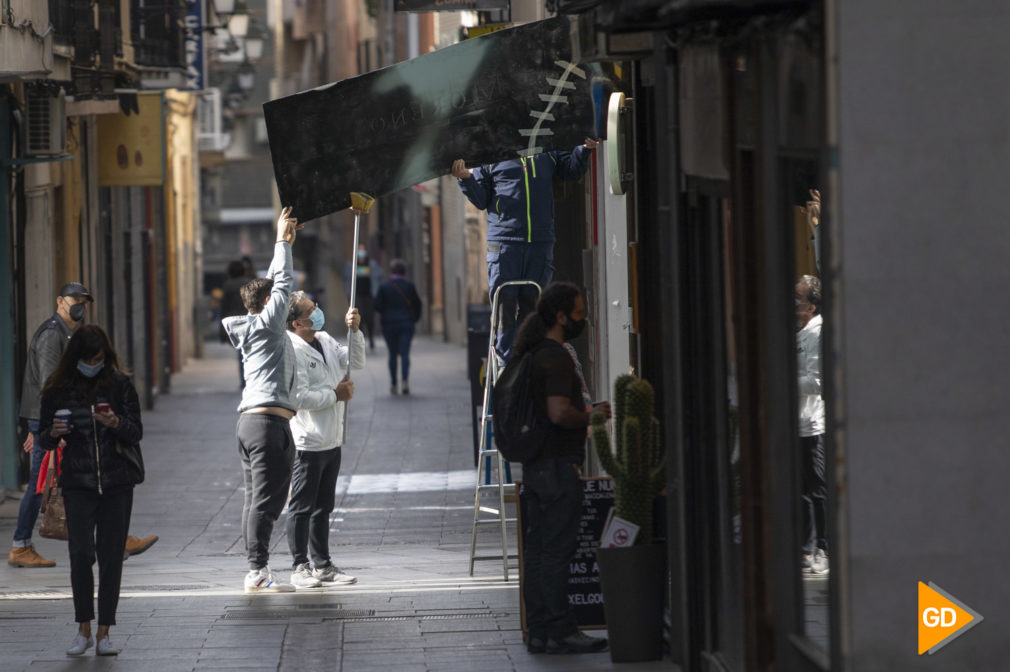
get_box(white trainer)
[244,566,296,593]
[96,636,120,656]
[313,564,357,585]
[290,562,322,589]
[66,633,94,656]
[811,548,829,575]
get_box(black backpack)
[492,343,548,463]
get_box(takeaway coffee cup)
[54,409,71,434]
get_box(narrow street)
[0,337,668,672]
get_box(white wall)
[835,2,1010,669]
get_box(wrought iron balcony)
[131,0,185,68]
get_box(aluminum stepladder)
[468,280,542,580]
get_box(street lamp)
[213,0,236,18]
[236,61,256,91]
[243,20,265,61]
[228,0,250,39]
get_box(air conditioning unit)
[25,89,67,156]
[198,88,230,153]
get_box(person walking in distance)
[285,293,365,589]
[511,281,611,654]
[451,139,600,361]
[220,259,255,388]
[9,283,156,569]
[39,326,145,656]
[796,274,828,575]
[222,206,302,593]
[374,259,422,396]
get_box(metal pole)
[341,193,373,446]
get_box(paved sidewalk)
[0,336,674,672]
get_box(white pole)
[341,210,362,446]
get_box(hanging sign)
[263,16,608,222]
[183,0,205,91]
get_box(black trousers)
[63,488,133,626]
[522,457,582,640]
[800,433,828,555]
[286,446,342,568]
[236,414,294,570]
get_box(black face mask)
[562,315,586,341]
[69,302,87,322]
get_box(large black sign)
[518,477,614,630]
[263,16,606,222]
[395,0,509,11]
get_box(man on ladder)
[451,138,600,362]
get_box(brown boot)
[123,534,158,560]
[8,545,56,568]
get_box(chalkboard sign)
[263,16,608,222]
[518,477,614,632]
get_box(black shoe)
[546,631,608,654]
[527,636,547,654]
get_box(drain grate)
[338,612,511,623]
[123,584,213,592]
[0,590,69,599]
[223,608,374,620]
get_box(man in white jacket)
[796,275,827,575]
[285,291,366,588]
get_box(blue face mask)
[77,360,104,378]
[309,307,325,331]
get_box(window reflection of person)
[796,275,827,575]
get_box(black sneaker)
[546,631,608,654]
[527,635,547,654]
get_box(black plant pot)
[596,543,666,663]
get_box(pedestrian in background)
[220,259,255,388]
[374,259,422,396]
[9,283,156,569]
[285,293,364,589]
[222,206,301,593]
[343,244,381,351]
[39,325,144,656]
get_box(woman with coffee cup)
[38,325,143,657]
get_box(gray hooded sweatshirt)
[223,241,297,413]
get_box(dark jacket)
[219,274,253,342]
[19,314,74,420]
[456,146,590,244]
[374,276,422,326]
[39,370,143,494]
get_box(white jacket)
[287,329,366,451]
[797,313,824,437]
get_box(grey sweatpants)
[236,413,295,570]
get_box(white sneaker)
[96,636,120,656]
[66,633,94,656]
[290,562,322,589]
[313,564,357,585]
[811,549,829,575]
[244,566,296,593]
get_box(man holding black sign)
[451,139,599,361]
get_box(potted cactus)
[591,373,666,663]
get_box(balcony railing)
[48,0,73,44]
[132,0,185,68]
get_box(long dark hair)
[512,281,581,358]
[42,325,130,401]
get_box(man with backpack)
[502,281,611,655]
